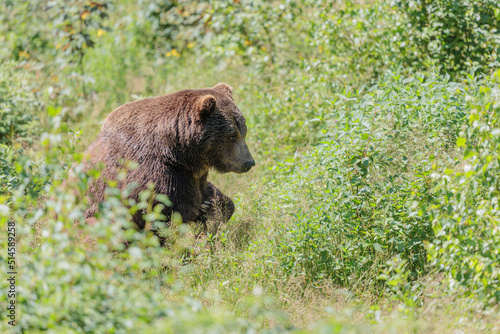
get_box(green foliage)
[0,0,53,61]
[306,0,500,85]
[50,0,111,59]
[395,0,500,75]
[2,0,500,332]
[0,145,46,205]
[427,71,500,304]
[306,1,399,86]
[201,0,304,70]
[49,0,112,97]
[0,62,40,144]
[274,71,467,286]
[134,0,205,57]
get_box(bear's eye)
[229,135,237,143]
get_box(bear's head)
[195,83,255,174]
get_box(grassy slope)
[5,0,499,332]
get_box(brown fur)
[82,83,254,230]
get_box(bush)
[0,62,41,144]
[306,1,399,86]
[308,0,500,86]
[427,70,500,304]
[395,0,500,75]
[274,70,467,286]
[0,145,47,206]
[135,0,206,56]
[0,0,53,61]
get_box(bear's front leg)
[198,182,235,227]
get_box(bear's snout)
[231,139,254,173]
[243,159,255,172]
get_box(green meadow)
[1,1,499,332]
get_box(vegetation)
[1,0,500,332]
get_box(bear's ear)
[195,94,217,121]
[213,83,233,97]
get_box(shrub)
[306,1,399,85]
[394,0,500,75]
[307,0,500,86]
[427,70,500,304]
[135,0,206,56]
[0,62,41,145]
[0,145,46,206]
[274,70,467,286]
[0,0,53,61]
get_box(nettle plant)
[427,71,500,304]
[274,70,468,289]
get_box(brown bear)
[82,83,254,231]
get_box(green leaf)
[373,243,384,252]
[47,106,62,116]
